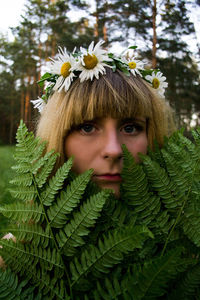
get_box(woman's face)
[65,117,148,197]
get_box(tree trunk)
[152,0,157,68]
[24,76,31,124]
[20,82,25,120]
[103,24,108,43]
[9,96,14,144]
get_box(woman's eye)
[122,124,143,134]
[123,124,136,133]
[80,124,95,133]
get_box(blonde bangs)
[62,68,154,130]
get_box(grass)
[0,145,16,234]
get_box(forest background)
[0,0,200,145]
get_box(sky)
[0,0,26,35]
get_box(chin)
[97,182,120,198]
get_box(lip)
[93,174,122,182]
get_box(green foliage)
[0,121,200,299]
[0,146,15,234]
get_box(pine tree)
[157,0,200,129]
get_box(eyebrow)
[120,117,146,124]
[81,117,147,125]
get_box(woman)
[33,41,175,197]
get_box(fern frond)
[147,139,165,168]
[56,190,109,256]
[142,155,183,212]
[0,240,64,275]
[161,148,189,194]
[26,266,69,300]
[142,156,173,199]
[9,185,37,201]
[41,158,73,206]
[93,276,131,300]
[176,132,200,162]
[10,173,33,187]
[192,127,200,148]
[128,248,190,299]
[2,264,68,300]
[181,202,200,247]
[122,145,161,225]
[165,140,194,180]
[0,202,44,223]
[0,268,42,300]
[166,262,200,299]
[15,121,43,162]
[70,225,153,287]
[33,150,58,188]
[5,224,52,248]
[20,264,68,300]
[13,121,47,172]
[47,169,93,227]
[0,242,68,299]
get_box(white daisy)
[145,71,168,98]
[30,97,46,113]
[77,40,112,82]
[49,47,77,92]
[122,57,144,76]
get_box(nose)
[102,130,123,160]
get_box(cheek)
[64,136,92,174]
[126,135,148,162]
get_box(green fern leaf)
[93,276,131,300]
[147,139,166,168]
[21,265,67,300]
[10,173,33,187]
[161,148,189,194]
[47,169,93,227]
[5,224,52,248]
[56,189,109,256]
[165,140,194,179]
[0,268,41,300]
[41,158,73,206]
[0,202,44,223]
[9,185,37,201]
[176,132,200,162]
[141,155,183,212]
[192,127,200,148]
[166,262,200,299]
[30,150,57,177]
[128,248,190,299]
[11,162,32,174]
[182,202,200,247]
[121,145,161,225]
[13,121,46,171]
[70,225,153,287]
[0,240,64,274]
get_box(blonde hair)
[36,68,175,168]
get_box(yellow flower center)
[152,78,160,89]
[61,62,71,78]
[83,54,98,69]
[128,61,137,69]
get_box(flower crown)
[31,40,168,113]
